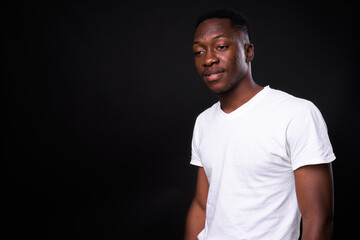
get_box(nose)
[203,50,219,67]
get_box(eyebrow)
[193,34,226,45]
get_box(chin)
[212,88,226,94]
[209,83,232,94]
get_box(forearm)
[184,200,206,240]
[301,214,333,240]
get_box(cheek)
[224,47,241,65]
[230,51,246,71]
[224,54,241,73]
[195,59,203,74]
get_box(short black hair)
[195,8,251,42]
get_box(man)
[184,8,335,240]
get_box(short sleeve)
[190,117,203,167]
[286,101,336,170]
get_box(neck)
[217,76,263,114]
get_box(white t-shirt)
[190,86,335,240]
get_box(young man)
[184,9,335,240]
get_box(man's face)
[193,18,251,94]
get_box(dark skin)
[192,18,262,113]
[184,18,334,240]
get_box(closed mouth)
[203,69,226,81]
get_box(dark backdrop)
[3,0,359,239]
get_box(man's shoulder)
[266,87,314,110]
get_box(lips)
[203,68,226,82]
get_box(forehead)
[194,18,236,41]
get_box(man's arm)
[184,167,209,240]
[294,163,334,240]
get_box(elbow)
[325,212,334,237]
[301,212,334,239]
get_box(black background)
[3,0,359,239]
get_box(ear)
[244,44,254,63]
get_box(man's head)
[193,8,254,94]
[195,8,251,44]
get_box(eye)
[194,50,204,56]
[217,45,229,51]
